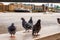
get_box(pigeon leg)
[11,34,12,36]
[27,29,30,32]
[23,30,27,33]
[12,34,15,38]
[35,33,38,36]
[10,34,12,38]
[32,32,34,36]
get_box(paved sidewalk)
[0,25,60,40]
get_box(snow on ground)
[0,12,60,40]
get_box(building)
[8,3,17,12]
[0,3,56,12]
[0,3,5,12]
[32,4,49,12]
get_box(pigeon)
[21,17,33,32]
[32,19,41,36]
[28,17,33,29]
[57,18,60,24]
[8,23,16,37]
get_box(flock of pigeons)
[8,17,41,37]
[8,17,60,38]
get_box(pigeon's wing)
[8,26,16,34]
[8,26,11,31]
[22,17,33,30]
[28,17,33,27]
[28,17,33,23]
[22,20,29,30]
[8,26,12,34]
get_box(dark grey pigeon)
[32,19,41,36]
[21,17,33,32]
[8,23,16,37]
[57,18,60,24]
[28,17,33,29]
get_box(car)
[14,8,30,12]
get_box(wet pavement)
[0,25,60,40]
